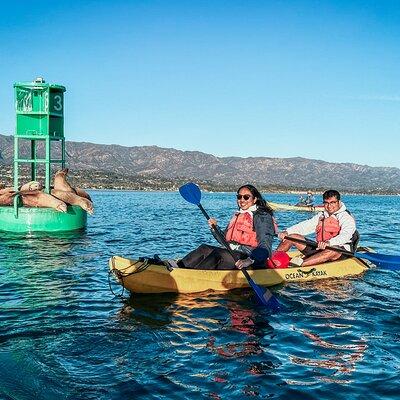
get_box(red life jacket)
[315,215,341,242]
[225,212,258,247]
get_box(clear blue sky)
[0,0,399,167]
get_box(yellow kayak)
[268,201,324,212]
[108,254,369,294]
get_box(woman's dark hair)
[237,184,274,214]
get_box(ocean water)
[0,191,399,399]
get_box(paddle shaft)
[198,204,237,259]
[281,234,400,270]
[285,235,354,257]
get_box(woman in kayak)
[168,184,276,270]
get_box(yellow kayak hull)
[108,255,369,294]
[268,201,324,212]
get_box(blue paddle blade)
[245,273,281,311]
[179,182,202,205]
[240,269,280,310]
[355,251,400,270]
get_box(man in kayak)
[296,194,306,206]
[275,189,359,267]
[304,191,315,206]
[296,191,315,206]
[167,184,276,270]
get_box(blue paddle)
[285,235,400,270]
[179,182,280,309]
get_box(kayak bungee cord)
[108,257,150,297]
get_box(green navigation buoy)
[0,77,87,233]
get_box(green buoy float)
[0,77,87,233]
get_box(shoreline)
[1,165,399,196]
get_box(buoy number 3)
[53,94,63,112]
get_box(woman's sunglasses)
[236,194,252,200]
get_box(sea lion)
[53,168,74,192]
[51,189,94,215]
[21,191,67,212]
[20,181,43,191]
[0,187,17,206]
[74,187,91,201]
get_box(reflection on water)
[279,279,369,385]
[1,191,399,399]
[206,302,265,359]
[290,327,367,384]
[1,231,88,316]
[119,293,180,328]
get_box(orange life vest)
[315,215,341,242]
[225,212,258,247]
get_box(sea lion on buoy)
[21,191,67,212]
[20,181,43,191]
[0,187,17,206]
[51,189,94,215]
[74,187,91,201]
[53,168,74,191]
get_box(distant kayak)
[109,253,368,294]
[267,201,324,212]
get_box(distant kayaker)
[304,191,315,206]
[296,191,315,206]
[296,195,306,206]
[275,189,359,267]
[168,184,276,270]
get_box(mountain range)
[1,133,399,193]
